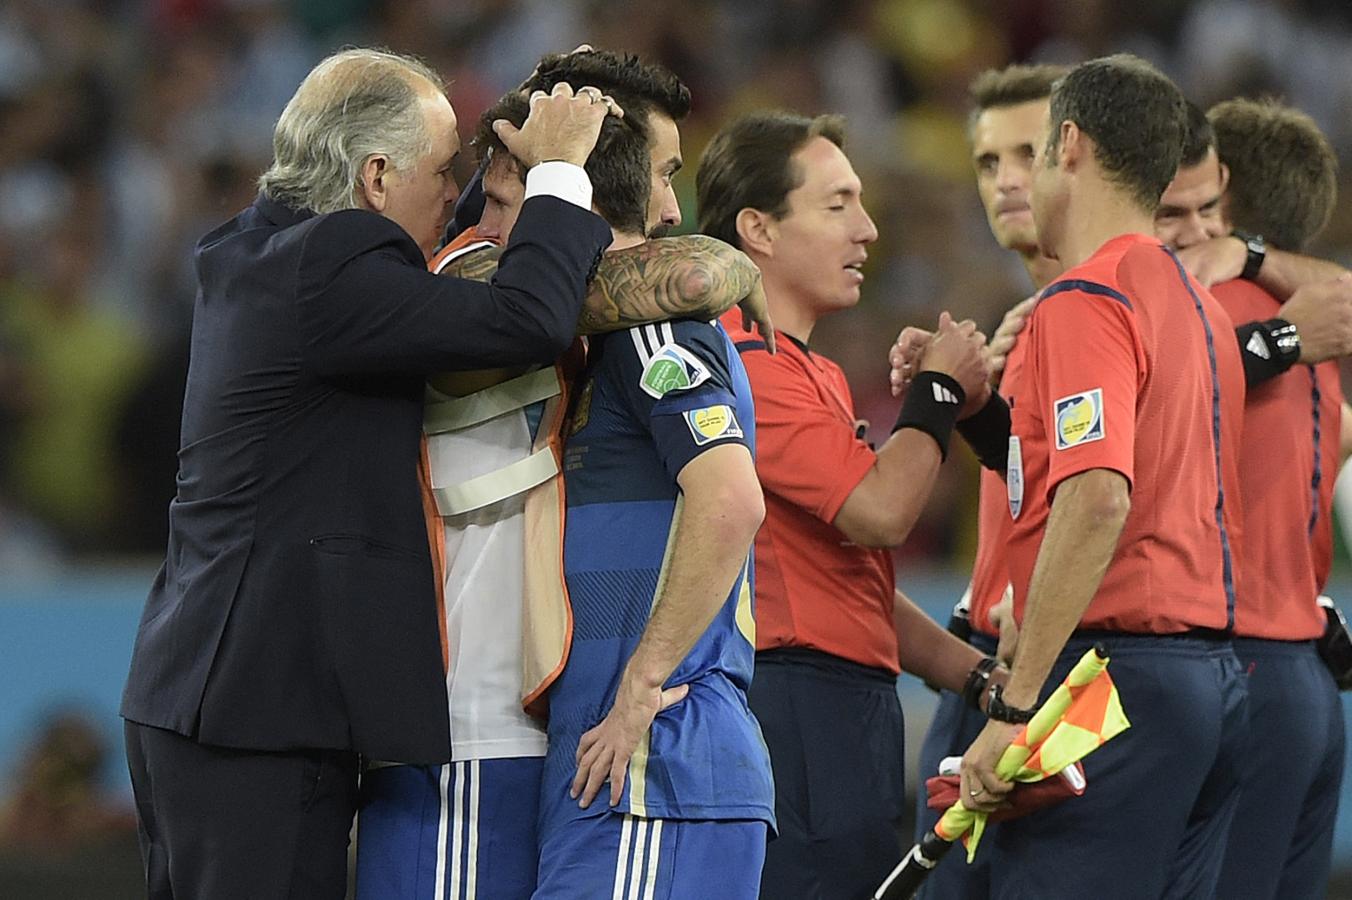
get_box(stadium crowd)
[3,0,1352,572]
[4,2,1352,899]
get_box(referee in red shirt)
[695,112,1011,899]
[957,55,1251,898]
[1157,98,1348,900]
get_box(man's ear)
[1218,161,1231,196]
[357,154,392,212]
[1058,121,1081,171]
[735,208,776,257]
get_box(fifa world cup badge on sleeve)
[640,343,711,398]
[1053,388,1104,450]
[1007,435,1024,519]
[685,405,742,446]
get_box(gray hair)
[258,48,446,214]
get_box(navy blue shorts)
[1217,638,1344,900]
[748,648,906,900]
[914,632,998,900]
[355,758,542,900]
[988,633,1249,900]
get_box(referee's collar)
[783,333,812,356]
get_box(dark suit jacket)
[121,193,609,764]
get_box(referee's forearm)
[893,589,986,693]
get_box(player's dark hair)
[695,111,846,249]
[1209,97,1338,251]
[1046,54,1187,213]
[1180,101,1215,169]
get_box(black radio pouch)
[1316,599,1352,691]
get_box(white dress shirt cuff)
[524,161,593,211]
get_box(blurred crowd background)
[3,0,1352,894]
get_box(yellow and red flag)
[935,644,1131,861]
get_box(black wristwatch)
[985,683,1037,724]
[1233,229,1266,281]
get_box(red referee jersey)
[968,332,1030,636]
[1003,233,1246,634]
[1213,278,1342,640]
[720,311,899,673]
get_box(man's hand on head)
[493,81,624,169]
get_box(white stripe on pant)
[611,815,664,900]
[439,761,481,900]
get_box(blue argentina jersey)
[546,318,774,827]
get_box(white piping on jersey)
[431,240,497,274]
[629,321,681,369]
[630,326,655,365]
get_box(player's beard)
[647,223,671,239]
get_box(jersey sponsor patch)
[684,404,743,446]
[1054,389,1105,450]
[639,343,712,399]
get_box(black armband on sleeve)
[892,371,964,460]
[1235,317,1301,388]
[955,392,1012,472]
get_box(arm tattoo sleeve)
[578,235,759,334]
[437,245,505,283]
[437,235,758,335]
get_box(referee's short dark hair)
[1209,97,1338,252]
[1046,54,1187,213]
[696,111,846,250]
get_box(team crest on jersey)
[639,343,711,399]
[685,405,742,446]
[1054,389,1104,450]
[570,379,594,434]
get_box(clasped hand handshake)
[887,312,993,419]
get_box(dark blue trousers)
[1217,638,1343,900]
[748,648,906,900]
[988,633,1249,900]
[914,632,998,899]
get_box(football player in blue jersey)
[529,110,773,900]
[354,51,773,900]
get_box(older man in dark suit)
[120,47,619,898]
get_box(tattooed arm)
[441,235,775,351]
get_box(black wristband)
[961,656,1000,711]
[955,392,1012,472]
[985,682,1036,724]
[1233,229,1266,281]
[893,371,965,460]
[1235,317,1301,388]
